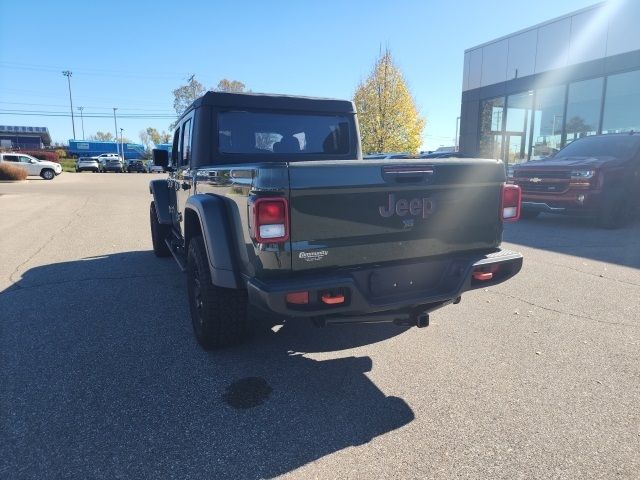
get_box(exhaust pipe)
[416,313,429,328]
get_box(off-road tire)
[41,169,55,180]
[150,202,171,257]
[187,235,247,350]
[520,210,540,219]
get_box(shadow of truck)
[1,251,414,479]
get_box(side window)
[4,155,19,162]
[171,128,180,166]
[181,119,192,166]
[19,156,33,163]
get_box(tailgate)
[288,159,505,272]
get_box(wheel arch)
[184,194,240,289]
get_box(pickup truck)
[512,133,640,228]
[149,92,523,349]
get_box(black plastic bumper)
[247,248,523,321]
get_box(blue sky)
[0,0,598,150]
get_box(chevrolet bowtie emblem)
[530,177,542,183]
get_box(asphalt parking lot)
[1,173,639,479]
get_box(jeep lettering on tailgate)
[379,193,435,219]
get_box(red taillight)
[252,197,289,243]
[501,184,521,222]
[286,291,309,305]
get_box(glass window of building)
[530,85,565,159]
[565,78,603,144]
[479,97,504,159]
[505,91,533,164]
[602,70,640,134]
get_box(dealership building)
[0,126,52,150]
[459,1,640,164]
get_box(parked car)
[511,133,640,228]
[102,157,125,173]
[75,157,100,172]
[126,159,146,173]
[364,152,414,160]
[149,91,523,350]
[420,151,466,159]
[146,160,164,173]
[0,153,62,180]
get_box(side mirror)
[31,159,39,164]
[152,149,169,169]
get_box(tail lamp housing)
[252,197,289,243]
[501,184,521,222]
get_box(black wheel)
[41,169,55,180]
[598,191,629,229]
[150,202,171,257]
[520,210,540,219]
[187,236,248,350]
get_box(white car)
[0,153,63,180]
[76,157,101,173]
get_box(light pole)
[112,108,119,157]
[120,128,125,164]
[77,106,85,140]
[62,70,76,139]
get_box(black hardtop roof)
[188,91,356,114]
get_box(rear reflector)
[252,197,289,243]
[501,184,521,222]
[286,292,309,305]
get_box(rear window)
[217,111,352,156]
[556,135,640,160]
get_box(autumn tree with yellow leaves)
[354,50,425,154]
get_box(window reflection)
[479,97,504,159]
[565,78,603,144]
[602,70,640,134]
[531,85,565,159]
[505,91,533,164]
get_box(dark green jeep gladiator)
[149,92,523,349]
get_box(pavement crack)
[488,291,638,329]
[7,196,91,287]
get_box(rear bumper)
[247,248,523,320]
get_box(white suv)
[0,153,63,180]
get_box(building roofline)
[464,1,606,53]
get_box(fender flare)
[184,194,239,289]
[149,179,172,225]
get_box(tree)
[353,50,425,154]
[172,75,206,116]
[90,131,115,141]
[215,78,246,93]
[566,116,592,140]
[141,127,172,146]
[139,130,151,149]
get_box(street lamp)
[120,128,125,164]
[62,70,76,139]
[112,108,119,157]
[77,106,85,140]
